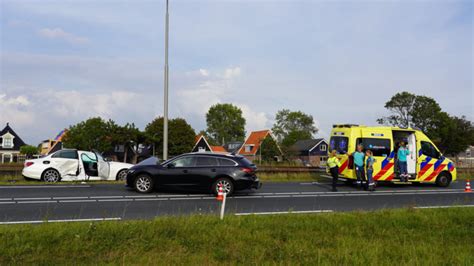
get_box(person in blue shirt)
[365,150,376,191]
[397,141,410,182]
[350,144,365,189]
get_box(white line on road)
[59,200,97,203]
[235,210,333,216]
[14,197,51,201]
[17,200,58,204]
[414,205,474,209]
[0,185,90,189]
[0,217,121,225]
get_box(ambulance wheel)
[344,179,353,186]
[435,172,451,187]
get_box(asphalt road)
[0,179,473,223]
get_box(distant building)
[191,135,227,153]
[289,138,328,167]
[40,129,67,155]
[0,123,26,163]
[223,141,244,153]
[238,130,282,162]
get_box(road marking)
[414,205,474,209]
[17,201,58,204]
[98,199,133,202]
[235,210,333,216]
[14,197,51,201]
[90,196,125,199]
[0,202,15,204]
[0,185,90,189]
[53,196,89,200]
[0,217,121,225]
[59,200,97,203]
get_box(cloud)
[224,67,241,79]
[199,69,209,77]
[37,28,89,44]
[238,104,270,133]
[0,90,156,144]
[176,66,270,133]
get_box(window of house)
[421,141,440,158]
[3,137,13,148]
[244,145,253,152]
[320,144,326,151]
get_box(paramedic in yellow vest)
[327,149,341,192]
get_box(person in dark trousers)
[327,149,341,192]
[365,150,376,191]
[350,144,365,189]
[397,141,410,182]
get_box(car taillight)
[25,162,34,167]
[241,167,254,174]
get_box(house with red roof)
[191,135,227,153]
[238,130,282,162]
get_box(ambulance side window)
[356,138,391,157]
[421,141,440,158]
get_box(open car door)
[95,152,110,180]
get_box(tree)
[62,117,112,152]
[377,92,442,132]
[378,92,474,156]
[145,117,196,157]
[434,114,474,156]
[20,145,39,158]
[109,122,147,163]
[376,91,416,127]
[259,135,281,163]
[206,103,246,145]
[272,109,318,147]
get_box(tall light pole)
[163,0,169,160]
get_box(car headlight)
[127,169,135,174]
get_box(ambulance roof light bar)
[332,124,363,128]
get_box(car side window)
[196,157,218,166]
[421,141,440,158]
[52,150,78,159]
[218,158,236,166]
[170,157,195,167]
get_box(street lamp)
[163,0,169,160]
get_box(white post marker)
[220,191,227,220]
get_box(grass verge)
[1,208,473,265]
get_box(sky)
[0,0,472,145]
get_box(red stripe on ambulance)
[373,162,394,181]
[425,164,446,182]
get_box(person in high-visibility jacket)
[327,149,342,192]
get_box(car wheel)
[116,169,128,181]
[212,177,234,196]
[42,169,61,183]
[436,172,451,187]
[134,174,154,193]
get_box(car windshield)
[137,156,160,166]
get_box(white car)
[22,149,133,182]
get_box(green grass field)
[0,208,473,265]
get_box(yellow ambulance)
[329,124,456,187]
